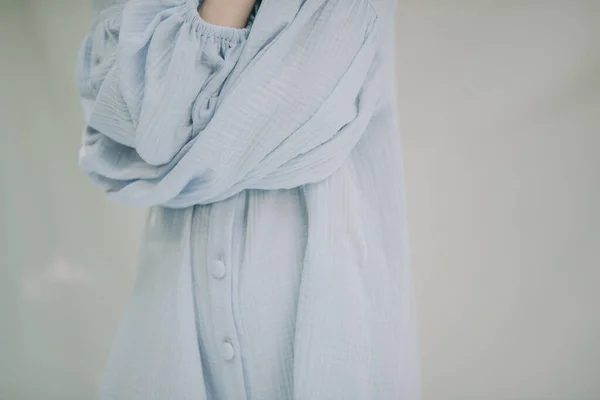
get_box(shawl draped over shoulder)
[78,0,382,208]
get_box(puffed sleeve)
[77,0,381,208]
[77,0,250,161]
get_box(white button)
[211,259,226,279]
[222,340,235,361]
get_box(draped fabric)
[79,0,381,207]
[77,0,420,398]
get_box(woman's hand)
[198,0,256,29]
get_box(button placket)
[206,197,247,397]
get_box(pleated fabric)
[77,0,420,398]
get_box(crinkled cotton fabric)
[77,0,420,398]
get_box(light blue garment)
[77,0,420,398]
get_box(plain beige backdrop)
[1,1,599,399]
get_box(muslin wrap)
[79,0,380,207]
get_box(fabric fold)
[78,0,381,208]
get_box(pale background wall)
[1,1,598,399]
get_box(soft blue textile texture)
[77,0,420,398]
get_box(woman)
[77,0,420,398]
